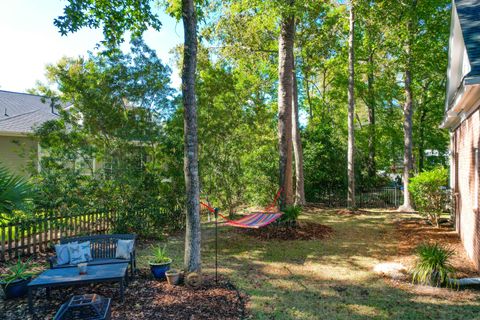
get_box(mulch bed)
[1,270,247,320]
[236,221,334,241]
[394,216,478,278]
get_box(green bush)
[411,242,456,287]
[409,167,449,226]
[280,205,302,223]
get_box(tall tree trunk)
[347,2,356,208]
[278,0,295,209]
[367,52,376,178]
[304,76,313,119]
[398,0,416,212]
[182,0,201,272]
[418,104,426,172]
[292,59,306,205]
[399,63,414,212]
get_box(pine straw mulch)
[381,215,480,300]
[393,216,478,279]
[235,221,334,241]
[1,270,247,320]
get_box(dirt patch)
[394,216,478,278]
[1,270,246,320]
[236,221,334,241]
[336,209,365,215]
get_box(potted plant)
[165,269,181,285]
[149,245,172,280]
[0,258,35,299]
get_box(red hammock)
[201,189,283,229]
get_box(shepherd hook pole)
[214,207,219,284]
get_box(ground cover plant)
[411,242,456,287]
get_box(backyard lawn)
[138,207,480,320]
[3,207,480,319]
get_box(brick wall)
[453,107,480,269]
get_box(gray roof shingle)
[0,90,63,135]
[455,0,480,84]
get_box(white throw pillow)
[115,239,134,260]
[55,242,76,265]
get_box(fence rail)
[0,211,114,261]
[311,187,403,208]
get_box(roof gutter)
[0,131,30,137]
[441,83,480,129]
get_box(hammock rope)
[201,188,283,229]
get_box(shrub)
[409,167,449,226]
[411,242,456,287]
[280,205,302,224]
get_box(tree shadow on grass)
[137,210,480,319]
[219,257,480,320]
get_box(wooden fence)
[0,211,114,261]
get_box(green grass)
[137,209,480,320]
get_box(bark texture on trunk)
[418,105,426,172]
[278,0,295,209]
[292,60,306,205]
[347,2,356,208]
[398,0,417,212]
[182,0,201,272]
[399,64,414,212]
[367,53,376,178]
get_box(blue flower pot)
[1,277,31,299]
[149,260,172,279]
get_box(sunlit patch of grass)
[137,209,480,319]
[346,304,383,317]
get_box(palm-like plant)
[150,245,171,264]
[0,258,36,287]
[411,242,456,287]
[0,165,33,215]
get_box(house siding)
[0,135,37,176]
[452,106,480,268]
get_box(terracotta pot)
[165,269,180,285]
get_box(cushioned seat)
[51,258,130,269]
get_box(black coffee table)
[27,263,128,314]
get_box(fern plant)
[411,243,456,287]
[280,205,302,224]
